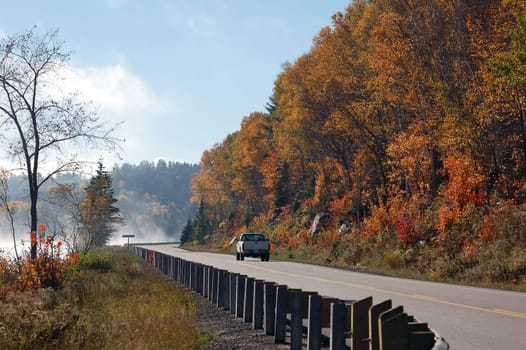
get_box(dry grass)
[0,247,212,350]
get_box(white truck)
[236,232,270,261]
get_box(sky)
[0,0,350,167]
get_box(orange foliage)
[442,154,486,209]
[361,204,392,240]
[437,154,486,237]
[477,216,492,243]
[1,235,80,295]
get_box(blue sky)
[0,0,350,166]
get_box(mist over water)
[0,225,28,258]
[110,223,179,247]
[1,220,179,258]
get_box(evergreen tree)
[193,199,209,244]
[81,162,123,250]
[180,218,193,244]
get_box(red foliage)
[1,234,80,295]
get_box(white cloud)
[62,63,169,114]
[53,61,180,165]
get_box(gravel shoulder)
[194,293,288,350]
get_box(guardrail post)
[378,306,408,350]
[408,322,435,349]
[178,259,183,284]
[275,285,288,343]
[264,282,276,335]
[168,256,174,279]
[230,273,238,315]
[188,261,197,290]
[290,289,304,350]
[369,300,392,350]
[244,277,254,322]
[202,265,208,297]
[208,267,214,301]
[194,262,200,291]
[253,279,264,329]
[236,275,246,318]
[211,268,219,304]
[217,269,224,308]
[330,302,347,350]
[308,294,322,350]
[222,270,230,310]
[352,296,372,350]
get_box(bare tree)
[0,28,122,258]
[49,183,85,254]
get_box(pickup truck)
[236,232,270,261]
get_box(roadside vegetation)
[182,1,526,292]
[0,244,212,350]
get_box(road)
[146,245,526,350]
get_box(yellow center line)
[246,263,526,319]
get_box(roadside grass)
[0,246,213,350]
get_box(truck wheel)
[236,252,240,260]
[240,253,244,261]
[264,253,270,261]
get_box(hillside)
[187,0,526,287]
[0,160,199,248]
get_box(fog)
[110,223,179,247]
[1,217,179,258]
[0,221,29,257]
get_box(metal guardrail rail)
[133,246,449,350]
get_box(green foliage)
[81,162,123,249]
[180,218,193,244]
[78,253,113,273]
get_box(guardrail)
[133,246,449,350]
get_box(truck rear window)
[241,233,266,241]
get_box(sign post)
[122,234,135,248]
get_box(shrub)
[78,253,113,272]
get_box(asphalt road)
[145,245,526,350]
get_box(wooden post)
[290,289,303,350]
[369,300,392,350]
[378,307,408,350]
[230,273,238,315]
[308,294,322,350]
[253,279,264,329]
[275,285,288,343]
[330,302,347,350]
[264,282,276,335]
[351,296,373,350]
[236,275,246,318]
[244,277,254,322]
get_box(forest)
[189,0,526,285]
[1,160,198,249]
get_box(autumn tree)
[0,28,121,258]
[231,112,272,223]
[191,135,237,231]
[80,162,122,251]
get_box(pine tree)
[193,199,209,244]
[180,218,193,244]
[80,162,123,250]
